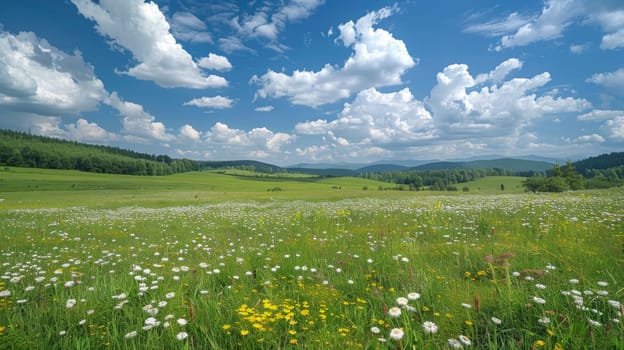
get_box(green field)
[0,168,622,349]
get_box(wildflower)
[588,319,602,327]
[66,299,77,309]
[597,281,608,287]
[176,331,188,340]
[388,307,402,317]
[370,326,380,334]
[16,299,27,304]
[532,296,546,304]
[538,317,550,325]
[125,331,137,339]
[0,290,11,297]
[407,292,420,300]
[459,335,471,345]
[59,330,66,336]
[491,316,502,325]
[396,297,408,306]
[596,290,609,296]
[389,328,404,340]
[422,321,438,334]
[165,292,176,299]
[177,318,188,326]
[447,338,462,349]
[569,279,579,284]
[241,330,250,336]
[461,303,472,309]
[534,340,545,347]
[535,284,546,289]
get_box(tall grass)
[0,177,622,348]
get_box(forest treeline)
[0,130,198,175]
[363,168,517,191]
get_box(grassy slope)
[0,167,530,208]
[461,176,527,194]
[0,167,400,208]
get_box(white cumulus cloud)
[204,122,294,158]
[578,109,624,141]
[604,117,624,139]
[295,87,433,146]
[179,124,201,141]
[183,96,234,109]
[252,5,415,107]
[197,53,232,72]
[65,119,118,142]
[255,105,275,112]
[230,0,325,42]
[106,92,174,142]
[587,68,624,93]
[427,59,591,138]
[577,109,624,121]
[0,30,107,116]
[71,0,227,89]
[575,133,605,143]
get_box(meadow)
[0,168,622,349]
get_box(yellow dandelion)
[222,324,231,330]
[289,338,298,345]
[241,330,250,336]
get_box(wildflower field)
[0,169,622,349]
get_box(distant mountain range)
[289,155,562,171]
[285,156,557,175]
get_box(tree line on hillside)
[363,168,518,191]
[524,160,624,192]
[0,130,197,175]
[523,161,585,192]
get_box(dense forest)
[0,129,198,175]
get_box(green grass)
[461,176,527,194]
[0,167,396,208]
[0,168,622,349]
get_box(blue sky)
[0,0,622,165]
